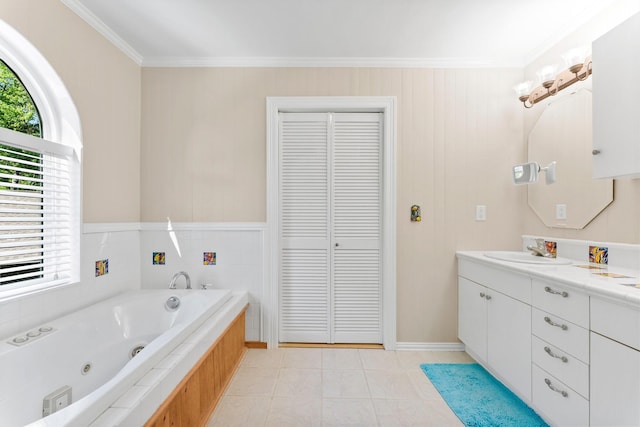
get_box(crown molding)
[141,56,521,69]
[61,0,143,65]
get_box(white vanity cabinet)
[530,279,590,427]
[590,297,640,427]
[458,259,532,402]
[592,12,640,179]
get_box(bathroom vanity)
[457,251,640,427]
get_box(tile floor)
[207,347,474,426]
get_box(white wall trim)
[83,222,141,234]
[266,96,397,350]
[140,222,267,232]
[395,342,466,352]
[60,0,143,65]
[83,222,268,234]
[142,56,520,69]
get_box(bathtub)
[0,288,248,426]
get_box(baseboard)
[245,341,268,349]
[395,342,466,351]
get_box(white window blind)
[0,127,74,289]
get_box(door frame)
[266,96,397,349]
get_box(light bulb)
[513,81,533,98]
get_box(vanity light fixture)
[514,48,592,108]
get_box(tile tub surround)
[207,348,474,426]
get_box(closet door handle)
[544,316,568,330]
[544,346,568,363]
[544,286,568,298]
[335,243,339,247]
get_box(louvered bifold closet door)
[279,113,331,343]
[332,113,382,343]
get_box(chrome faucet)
[527,238,552,257]
[168,271,191,289]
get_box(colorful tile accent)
[544,240,557,258]
[95,259,109,277]
[153,252,166,265]
[203,252,217,265]
[589,246,609,265]
[410,205,422,222]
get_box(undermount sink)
[484,251,572,265]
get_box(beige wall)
[0,0,141,222]
[142,67,525,342]
[522,1,640,244]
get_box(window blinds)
[0,128,73,287]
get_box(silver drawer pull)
[545,378,568,397]
[544,346,568,363]
[544,286,568,298]
[480,292,485,298]
[544,316,568,330]
[485,294,492,300]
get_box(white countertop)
[457,251,640,309]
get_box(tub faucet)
[527,238,552,257]
[169,271,191,289]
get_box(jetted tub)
[0,288,247,426]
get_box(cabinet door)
[593,12,640,178]
[488,291,532,402]
[591,332,640,427]
[458,277,487,361]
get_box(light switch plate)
[475,205,487,221]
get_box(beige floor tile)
[322,348,362,370]
[282,347,323,369]
[207,395,271,427]
[225,366,279,396]
[323,369,370,398]
[274,368,323,398]
[322,398,378,426]
[406,368,442,400]
[265,396,323,427]
[241,348,285,368]
[365,369,421,400]
[373,398,464,427]
[359,348,400,370]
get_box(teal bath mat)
[420,363,548,427]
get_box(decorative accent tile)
[203,252,216,265]
[95,259,109,277]
[410,205,421,222]
[544,241,557,258]
[589,246,608,265]
[152,252,166,265]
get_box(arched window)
[0,59,41,137]
[0,20,81,296]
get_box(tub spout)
[168,271,191,289]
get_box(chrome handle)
[544,316,568,330]
[592,149,601,155]
[544,346,568,363]
[479,292,485,298]
[545,378,568,397]
[544,286,568,298]
[485,294,492,300]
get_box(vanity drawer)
[458,259,531,304]
[532,308,589,363]
[532,364,589,427]
[532,279,589,328]
[532,335,589,398]
[591,297,640,351]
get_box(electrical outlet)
[556,204,567,220]
[475,205,487,221]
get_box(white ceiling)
[62,0,617,67]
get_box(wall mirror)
[528,89,613,229]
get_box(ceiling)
[62,0,617,67]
